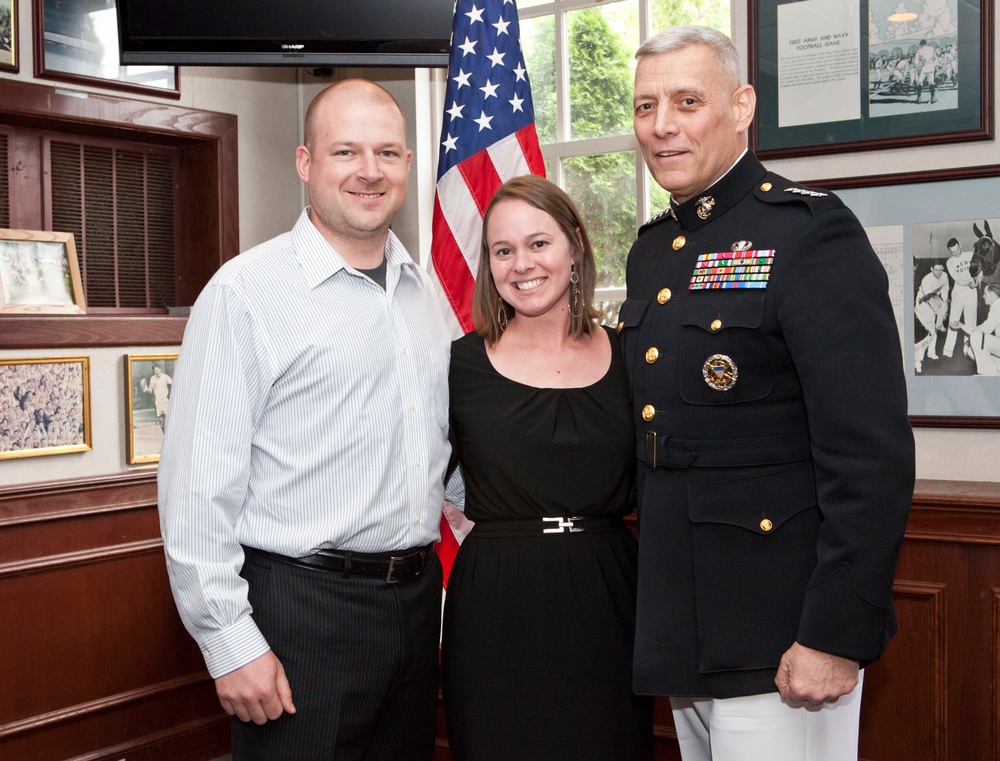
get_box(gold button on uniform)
[641,404,656,422]
[711,319,722,332]
[645,347,659,364]
[672,236,686,250]
[760,182,772,192]
[760,518,773,532]
[657,288,672,304]
[617,321,624,332]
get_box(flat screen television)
[116,0,454,67]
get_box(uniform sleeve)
[977,304,1000,335]
[775,206,914,662]
[157,283,275,678]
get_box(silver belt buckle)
[542,516,584,534]
[385,555,404,584]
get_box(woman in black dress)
[441,175,653,760]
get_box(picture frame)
[0,228,87,315]
[124,353,177,464]
[33,0,179,99]
[748,0,993,159]
[0,357,92,460]
[0,0,17,73]
[812,164,1000,428]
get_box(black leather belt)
[469,515,625,537]
[244,544,434,584]
[636,432,812,470]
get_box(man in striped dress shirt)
[159,80,459,760]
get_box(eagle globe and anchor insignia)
[702,354,738,391]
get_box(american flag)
[430,0,545,583]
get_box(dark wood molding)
[0,315,188,348]
[0,673,211,740]
[0,470,158,522]
[0,537,164,580]
[65,715,229,761]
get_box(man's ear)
[733,84,757,135]
[295,145,311,184]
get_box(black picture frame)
[812,165,1000,428]
[749,0,993,159]
[34,0,179,99]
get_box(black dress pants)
[231,549,442,761]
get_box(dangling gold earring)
[568,265,581,318]
[498,301,509,331]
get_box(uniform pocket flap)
[688,463,817,533]
[681,292,766,333]
[618,298,650,329]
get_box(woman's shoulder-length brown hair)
[473,174,601,345]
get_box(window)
[518,0,731,320]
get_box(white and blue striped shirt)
[158,208,457,677]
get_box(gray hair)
[636,26,742,86]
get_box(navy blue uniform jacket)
[621,151,914,698]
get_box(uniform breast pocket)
[679,292,773,405]
[687,463,820,673]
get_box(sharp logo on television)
[116,0,455,66]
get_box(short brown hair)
[473,174,600,345]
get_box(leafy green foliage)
[522,0,731,287]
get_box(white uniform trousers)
[670,670,864,761]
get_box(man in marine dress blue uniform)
[622,26,914,761]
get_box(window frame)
[519,0,655,304]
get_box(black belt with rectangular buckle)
[243,544,434,584]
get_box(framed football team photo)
[749,0,992,158]
[125,353,177,464]
[0,229,86,315]
[815,165,1000,427]
[0,357,92,460]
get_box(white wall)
[2,2,999,486]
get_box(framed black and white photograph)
[0,357,92,460]
[815,165,1000,427]
[34,0,178,98]
[749,0,992,158]
[124,353,176,464]
[0,228,86,315]
[0,0,17,73]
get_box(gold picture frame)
[0,0,18,74]
[0,356,92,460]
[0,229,86,315]
[125,353,177,464]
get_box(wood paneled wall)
[0,472,228,761]
[1,476,997,760]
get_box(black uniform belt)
[243,544,434,584]
[469,515,625,537]
[636,432,812,470]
